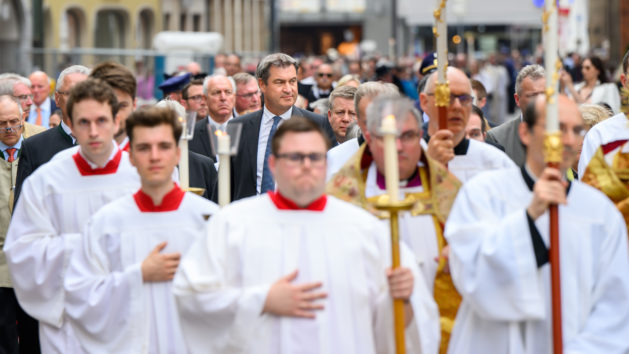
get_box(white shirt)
[60,120,76,144]
[28,97,52,126]
[445,167,629,354]
[256,106,292,193]
[173,194,440,354]
[577,112,629,177]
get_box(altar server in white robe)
[420,67,514,183]
[65,106,219,353]
[3,79,141,353]
[174,117,440,354]
[445,95,629,354]
[326,82,399,180]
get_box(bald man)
[27,71,56,127]
[420,67,514,183]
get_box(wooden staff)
[433,0,449,130]
[543,1,563,352]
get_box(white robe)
[578,112,629,177]
[4,150,140,353]
[363,162,440,291]
[173,194,440,354]
[326,138,360,181]
[64,192,219,354]
[445,167,629,354]
[449,138,515,182]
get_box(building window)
[180,13,186,31]
[164,13,170,30]
[193,14,201,32]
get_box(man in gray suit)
[485,65,546,166]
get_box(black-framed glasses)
[426,93,473,106]
[317,73,333,78]
[0,124,23,133]
[56,90,70,97]
[275,152,326,166]
[186,95,205,102]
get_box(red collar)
[134,185,185,212]
[120,141,130,152]
[73,149,122,176]
[268,191,327,211]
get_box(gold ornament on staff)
[433,0,450,130]
[373,114,414,354]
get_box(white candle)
[382,115,400,202]
[544,0,559,132]
[179,119,190,190]
[217,132,231,207]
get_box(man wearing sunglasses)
[420,66,514,182]
[303,64,335,110]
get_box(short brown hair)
[471,79,487,101]
[89,61,137,100]
[126,106,183,146]
[66,78,119,123]
[182,79,204,99]
[271,117,330,155]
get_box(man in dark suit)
[485,64,546,167]
[189,75,237,162]
[229,53,336,201]
[301,63,334,110]
[14,65,90,207]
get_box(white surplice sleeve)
[173,213,271,354]
[564,211,629,354]
[444,179,545,321]
[64,217,144,353]
[4,176,81,327]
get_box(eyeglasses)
[0,124,23,133]
[13,94,33,102]
[56,90,70,97]
[237,90,260,99]
[317,73,333,78]
[275,152,326,166]
[559,124,586,137]
[374,130,422,145]
[426,93,473,106]
[186,95,205,102]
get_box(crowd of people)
[0,45,627,354]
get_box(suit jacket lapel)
[198,118,213,156]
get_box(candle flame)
[214,130,227,136]
[178,116,184,123]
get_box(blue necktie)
[261,116,282,193]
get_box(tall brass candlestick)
[375,114,413,354]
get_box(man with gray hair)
[0,74,46,137]
[14,65,89,206]
[485,64,546,166]
[228,53,336,201]
[189,74,236,161]
[0,95,46,353]
[327,96,460,353]
[327,85,357,145]
[326,81,399,180]
[233,72,261,116]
